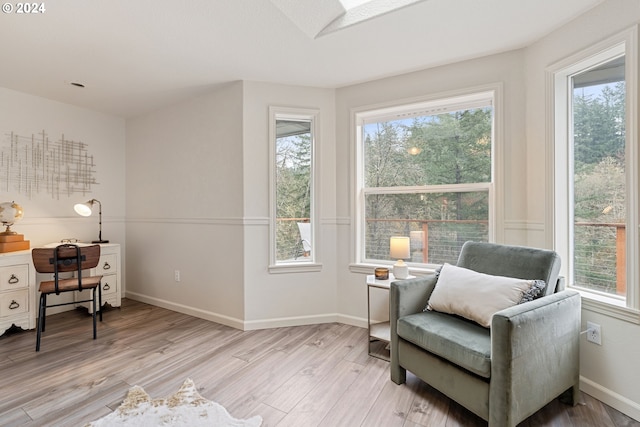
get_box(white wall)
[334,50,528,327]
[524,0,640,420]
[241,81,339,327]
[125,82,246,327]
[125,80,340,330]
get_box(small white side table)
[366,274,392,360]
[366,273,414,361]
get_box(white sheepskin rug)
[86,378,262,427]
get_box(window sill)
[269,262,322,274]
[576,290,640,324]
[349,262,438,277]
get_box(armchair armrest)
[390,274,438,319]
[389,274,438,383]
[490,289,581,426]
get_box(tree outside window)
[572,62,626,295]
[358,93,494,266]
[269,107,319,270]
[276,124,312,262]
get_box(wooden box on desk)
[0,234,30,253]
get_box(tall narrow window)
[551,27,638,312]
[572,56,626,297]
[355,90,495,268]
[269,107,319,271]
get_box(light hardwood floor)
[0,299,638,427]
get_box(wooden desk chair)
[31,244,103,351]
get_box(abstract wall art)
[1,130,99,199]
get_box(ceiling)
[0,0,603,118]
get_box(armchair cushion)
[398,310,491,378]
[427,263,546,327]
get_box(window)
[354,90,496,269]
[551,27,639,315]
[269,107,321,272]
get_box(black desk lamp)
[74,199,109,243]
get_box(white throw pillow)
[426,263,544,328]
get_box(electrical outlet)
[174,270,181,282]
[586,321,602,345]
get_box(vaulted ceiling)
[0,0,603,118]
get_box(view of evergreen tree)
[572,81,626,293]
[573,82,625,167]
[363,107,492,264]
[275,132,311,261]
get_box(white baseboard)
[242,313,368,330]
[336,313,368,329]
[243,313,339,330]
[125,291,369,332]
[125,291,244,330]
[580,376,640,422]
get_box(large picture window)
[551,27,639,315]
[355,91,496,268]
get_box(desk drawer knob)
[103,283,111,291]
[7,274,19,285]
[102,262,111,270]
[8,300,20,310]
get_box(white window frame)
[268,106,322,273]
[349,85,503,274]
[547,26,640,322]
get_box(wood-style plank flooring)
[0,299,638,427]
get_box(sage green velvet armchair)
[390,242,581,427]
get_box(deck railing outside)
[364,219,488,266]
[277,218,626,295]
[574,222,625,295]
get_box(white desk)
[0,243,122,337]
[0,250,36,336]
[75,243,121,313]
